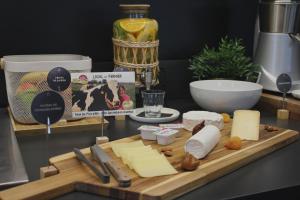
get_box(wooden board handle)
[0,172,77,200]
[106,160,131,187]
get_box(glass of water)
[141,90,165,118]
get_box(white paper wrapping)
[185,125,221,159]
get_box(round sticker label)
[276,73,292,93]
[31,91,65,125]
[47,67,71,92]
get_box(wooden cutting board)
[0,123,298,200]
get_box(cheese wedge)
[111,140,144,157]
[231,110,260,141]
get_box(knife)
[91,145,131,187]
[90,146,110,176]
[73,148,110,184]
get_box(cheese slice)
[127,150,160,169]
[120,145,152,165]
[131,154,177,177]
[231,110,260,141]
[111,140,144,157]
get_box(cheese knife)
[73,148,110,184]
[91,145,131,187]
[90,146,110,176]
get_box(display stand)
[95,110,110,144]
[40,165,58,179]
[275,73,291,120]
[8,108,109,135]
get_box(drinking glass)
[141,90,165,118]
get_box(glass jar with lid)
[113,4,159,88]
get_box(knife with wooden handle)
[91,145,131,187]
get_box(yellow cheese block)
[131,154,178,177]
[111,140,144,157]
[231,110,260,141]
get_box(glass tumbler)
[141,90,165,118]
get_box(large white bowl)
[190,80,263,113]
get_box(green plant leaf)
[189,37,258,82]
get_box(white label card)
[159,124,184,129]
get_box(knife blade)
[73,148,110,184]
[90,146,110,176]
[91,145,131,187]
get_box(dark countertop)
[2,99,300,200]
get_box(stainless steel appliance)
[254,0,300,92]
[0,114,28,188]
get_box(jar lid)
[119,4,150,10]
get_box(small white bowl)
[190,80,263,113]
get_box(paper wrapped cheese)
[185,125,221,159]
[182,111,224,131]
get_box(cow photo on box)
[71,72,135,117]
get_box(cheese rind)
[231,110,260,141]
[183,111,224,131]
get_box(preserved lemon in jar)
[113,4,159,88]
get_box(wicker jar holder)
[112,38,159,87]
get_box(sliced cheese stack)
[231,110,260,141]
[183,111,224,131]
[185,125,221,159]
[111,140,177,177]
